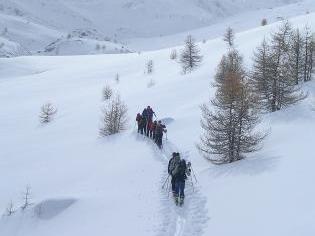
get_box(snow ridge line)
[134,133,208,236]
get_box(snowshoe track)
[134,133,208,236]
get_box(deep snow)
[0,10,315,236]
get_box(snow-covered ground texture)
[129,0,315,50]
[1,11,315,236]
[38,29,132,56]
[0,11,131,57]
[0,36,29,57]
[0,0,315,55]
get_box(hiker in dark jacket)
[142,108,149,121]
[143,106,155,134]
[152,120,157,140]
[155,120,166,149]
[136,113,142,133]
[139,116,147,135]
[172,159,191,206]
[146,106,155,122]
[148,120,154,138]
[168,152,180,196]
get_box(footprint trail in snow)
[136,133,208,236]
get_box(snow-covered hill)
[38,29,132,56]
[0,11,130,57]
[1,0,301,36]
[1,9,315,236]
[0,36,30,57]
[0,0,315,55]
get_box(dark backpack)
[172,160,186,178]
[136,114,141,122]
[168,157,179,175]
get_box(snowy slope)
[1,0,301,37]
[1,12,315,236]
[0,11,131,56]
[0,36,29,57]
[129,0,315,50]
[0,12,62,54]
[38,29,132,56]
[0,0,314,55]
[0,3,130,55]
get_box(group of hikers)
[136,106,193,206]
[136,106,167,149]
[167,152,191,206]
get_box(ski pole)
[162,175,170,189]
[165,177,169,192]
[190,176,195,192]
[166,177,171,197]
[191,166,198,183]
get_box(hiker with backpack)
[142,106,156,136]
[151,120,157,140]
[168,152,181,196]
[172,159,191,206]
[142,107,149,135]
[148,120,155,138]
[146,106,155,122]
[139,116,147,135]
[155,120,166,149]
[136,113,142,133]
[142,107,148,120]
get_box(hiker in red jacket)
[136,113,142,133]
[148,120,155,138]
[152,120,157,140]
[155,120,167,149]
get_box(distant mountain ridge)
[0,0,305,56]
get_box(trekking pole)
[191,166,198,183]
[165,177,169,192]
[162,175,170,189]
[166,178,171,197]
[190,176,195,192]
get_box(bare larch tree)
[39,103,57,123]
[214,49,245,86]
[4,201,15,216]
[223,27,235,48]
[170,49,177,60]
[21,186,33,211]
[115,73,120,83]
[198,51,265,164]
[290,28,305,85]
[250,22,307,112]
[100,95,128,136]
[303,26,314,82]
[180,35,203,73]
[146,60,154,74]
[261,18,268,26]
[103,85,113,101]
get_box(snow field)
[0,11,315,236]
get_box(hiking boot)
[179,197,184,206]
[175,197,179,206]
